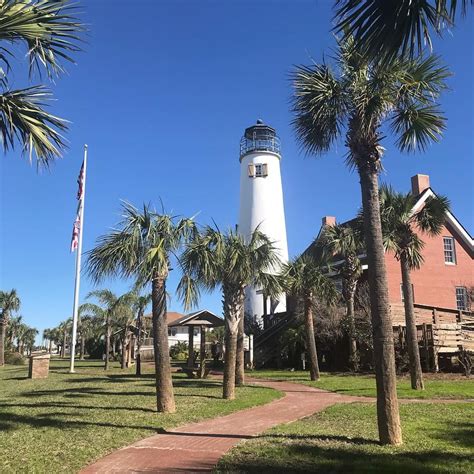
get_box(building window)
[443,237,456,264]
[456,287,467,311]
[168,328,177,337]
[400,283,415,303]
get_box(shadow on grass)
[218,443,472,474]
[263,433,378,446]
[0,412,161,433]
[432,422,474,449]
[1,401,156,413]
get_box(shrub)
[5,352,26,365]
[170,341,189,361]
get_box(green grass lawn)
[0,359,281,473]
[249,370,474,399]
[216,402,474,473]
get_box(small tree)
[82,291,133,370]
[87,202,195,413]
[320,223,364,370]
[132,293,152,376]
[281,255,337,381]
[178,227,281,400]
[380,185,449,390]
[0,289,21,365]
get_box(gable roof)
[412,188,473,253]
[306,186,473,259]
[168,310,224,328]
[143,311,185,323]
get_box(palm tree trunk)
[61,331,66,358]
[80,336,85,360]
[400,253,424,390]
[136,309,143,376]
[223,321,238,399]
[121,327,127,369]
[223,286,243,400]
[304,294,320,381]
[358,162,402,445]
[152,275,176,413]
[235,306,245,386]
[48,340,52,354]
[347,288,359,371]
[105,317,111,370]
[0,318,6,366]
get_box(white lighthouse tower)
[238,120,289,324]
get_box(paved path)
[81,379,368,473]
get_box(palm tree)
[6,314,23,351]
[23,327,38,355]
[114,300,135,369]
[83,291,133,370]
[280,255,337,381]
[379,185,449,390]
[0,289,21,365]
[57,319,72,358]
[132,292,152,376]
[86,202,195,413]
[178,227,281,400]
[0,0,83,167]
[291,37,449,445]
[320,223,364,370]
[334,0,473,62]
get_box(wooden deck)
[391,303,474,371]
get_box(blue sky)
[1,0,472,338]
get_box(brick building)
[316,174,473,312]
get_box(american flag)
[70,211,81,252]
[77,161,85,200]
[71,160,85,252]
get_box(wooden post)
[422,323,430,372]
[199,326,206,378]
[188,325,194,368]
[433,308,439,325]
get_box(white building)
[238,120,289,323]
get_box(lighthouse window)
[255,163,268,177]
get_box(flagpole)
[70,144,88,373]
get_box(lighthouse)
[238,120,289,323]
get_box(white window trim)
[455,287,467,311]
[443,236,457,265]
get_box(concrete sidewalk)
[81,378,366,473]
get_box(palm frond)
[391,103,446,152]
[0,0,84,79]
[415,194,450,235]
[0,85,67,166]
[291,63,347,156]
[334,0,473,61]
[176,274,201,311]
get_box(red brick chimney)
[411,174,430,195]
[322,216,336,227]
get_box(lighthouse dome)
[240,120,281,159]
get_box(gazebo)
[168,310,224,377]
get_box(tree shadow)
[19,387,153,398]
[432,421,474,449]
[0,412,162,433]
[219,442,473,473]
[263,433,377,446]
[1,401,156,413]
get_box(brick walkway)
[81,379,367,474]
